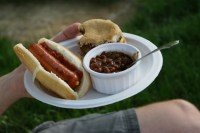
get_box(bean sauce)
[90,51,134,73]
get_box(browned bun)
[79,19,126,56]
[14,38,91,100]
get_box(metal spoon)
[129,40,180,67]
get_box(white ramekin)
[83,43,141,95]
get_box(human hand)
[0,23,81,114]
[52,22,81,43]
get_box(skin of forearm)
[0,66,28,115]
[0,74,19,115]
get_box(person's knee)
[169,99,198,114]
[170,99,197,113]
[169,99,200,132]
[135,99,200,133]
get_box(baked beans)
[90,51,135,73]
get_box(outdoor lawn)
[0,0,199,132]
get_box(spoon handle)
[135,40,179,63]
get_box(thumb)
[52,22,81,43]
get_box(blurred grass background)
[0,0,200,132]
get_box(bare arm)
[0,65,28,115]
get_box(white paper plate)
[24,33,163,109]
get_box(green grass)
[0,38,20,75]
[0,0,200,132]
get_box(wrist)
[0,66,28,115]
[0,74,21,114]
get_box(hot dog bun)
[79,19,126,56]
[14,38,91,100]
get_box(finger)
[52,22,81,43]
[18,64,26,72]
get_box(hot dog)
[14,38,91,100]
[29,42,81,89]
